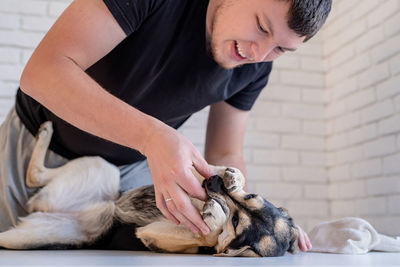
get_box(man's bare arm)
[20,0,155,152]
[205,101,249,178]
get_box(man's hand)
[143,122,213,235]
[297,224,312,251]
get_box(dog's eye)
[232,211,239,229]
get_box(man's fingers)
[164,198,200,234]
[297,226,307,251]
[155,191,179,225]
[304,230,312,249]
[192,152,214,179]
[167,184,210,235]
[178,170,207,201]
[297,225,311,252]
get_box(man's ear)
[214,246,260,257]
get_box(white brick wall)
[324,0,400,236]
[0,0,72,122]
[1,0,400,236]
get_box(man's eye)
[275,47,285,53]
[257,17,268,34]
[232,211,239,229]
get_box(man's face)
[206,0,306,69]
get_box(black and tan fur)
[0,122,298,257]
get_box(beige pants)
[0,107,152,232]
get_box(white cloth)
[309,217,400,254]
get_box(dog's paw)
[202,199,227,232]
[37,121,53,139]
[223,167,245,193]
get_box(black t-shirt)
[15,0,272,166]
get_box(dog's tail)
[0,212,87,249]
[76,201,116,243]
[0,201,116,249]
[114,185,163,226]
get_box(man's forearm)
[20,54,159,155]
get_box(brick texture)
[324,0,400,236]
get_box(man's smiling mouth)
[235,41,247,59]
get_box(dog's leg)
[222,167,245,194]
[223,167,265,210]
[136,219,215,253]
[136,201,225,254]
[27,157,120,213]
[26,121,58,187]
[25,122,119,213]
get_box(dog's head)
[202,168,298,257]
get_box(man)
[0,0,331,251]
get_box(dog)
[0,121,299,257]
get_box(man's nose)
[251,41,274,62]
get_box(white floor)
[0,250,399,267]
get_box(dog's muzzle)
[202,175,225,193]
[202,175,229,216]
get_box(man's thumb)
[193,154,214,179]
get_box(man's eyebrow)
[262,14,297,52]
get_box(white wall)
[0,0,72,122]
[1,0,399,235]
[323,0,400,236]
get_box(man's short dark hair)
[285,0,332,42]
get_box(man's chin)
[218,62,236,70]
[212,54,241,69]
[217,60,244,69]
[206,42,236,69]
[212,50,245,69]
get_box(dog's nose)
[204,175,224,193]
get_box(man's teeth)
[235,42,246,58]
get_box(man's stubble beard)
[205,1,238,70]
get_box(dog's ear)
[278,207,299,254]
[278,207,290,217]
[214,246,260,257]
[243,193,265,210]
[288,225,299,254]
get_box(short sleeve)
[103,0,163,35]
[225,62,273,111]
